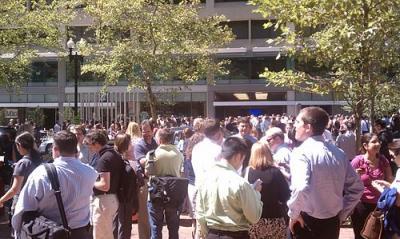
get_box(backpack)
[117,160,139,212]
[149,175,189,207]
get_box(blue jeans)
[147,201,181,239]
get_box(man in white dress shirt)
[288,107,363,239]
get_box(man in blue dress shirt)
[288,107,363,239]
[12,131,98,238]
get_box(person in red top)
[351,133,394,239]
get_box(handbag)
[20,163,70,239]
[361,208,384,239]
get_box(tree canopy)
[79,0,233,118]
[0,0,76,89]
[251,0,400,142]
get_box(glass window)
[250,57,286,78]
[295,92,312,101]
[28,95,44,103]
[192,92,206,101]
[0,95,10,103]
[45,94,58,102]
[312,93,332,101]
[174,93,191,102]
[31,61,58,83]
[11,94,27,103]
[251,20,281,39]
[223,21,248,39]
[216,58,250,80]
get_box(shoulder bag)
[361,208,384,239]
[20,163,70,239]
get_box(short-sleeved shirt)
[134,138,158,163]
[93,145,123,196]
[351,154,390,204]
[13,155,41,190]
[145,144,183,177]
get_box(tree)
[26,106,46,127]
[0,0,77,90]
[251,0,400,147]
[79,0,233,119]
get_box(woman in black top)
[246,141,290,239]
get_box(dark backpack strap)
[44,163,70,232]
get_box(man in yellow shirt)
[196,137,263,239]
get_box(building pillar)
[57,58,66,125]
[206,0,214,9]
[287,90,296,116]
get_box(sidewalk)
[0,213,354,239]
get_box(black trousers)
[290,212,340,239]
[70,224,91,239]
[207,229,249,239]
[351,201,376,239]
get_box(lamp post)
[66,38,84,119]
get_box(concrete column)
[57,58,66,125]
[206,0,214,9]
[287,90,296,116]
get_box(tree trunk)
[144,75,157,120]
[354,101,363,152]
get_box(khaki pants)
[138,180,151,239]
[91,194,119,239]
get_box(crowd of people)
[0,108,399,239]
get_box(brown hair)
[183,127,194,139]
[359,133,378,154]
[114,133,131,154]
[53,130,78,155]
[300,107,329,136]
[249,141,274,170]
[158,128,174,144]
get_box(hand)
[0,202,3,208]
[289,215,305,234]
[252,179,263,192]
[371,180,390,193]
[356,168,366,175]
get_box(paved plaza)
[0,211,354,239]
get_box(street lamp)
[67,38,84,119]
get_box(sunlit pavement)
[0,212,354,239]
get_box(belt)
[93,192,116,196]
[208,228,248,237]
[71,224,90,232]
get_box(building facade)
[0,0,345,128]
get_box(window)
[223,21,249,39]
[28,95,45,103]
[31,61,58,82]
[250,57,286,78]
[251,20,281,39]
[224,58,250,79]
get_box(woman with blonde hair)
[246,141,290,239]
[126,121,141,143]
[125,121,141,161]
